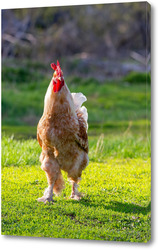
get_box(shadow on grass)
[67,198,151,215]
[104,201,151,215]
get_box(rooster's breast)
[39,113,78,147]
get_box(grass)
[1,59,151,242]
[1,146,151,242]
[1,134,151,242]
[2,119,150,139]
[2,80,150,126]
[2,59,151,129]
[1,132,150,168]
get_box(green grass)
[1,133,150,168]
[1,135,151,242]
[2,118,150,139]
[2,60,151,130]
[2,80,150,125]
[2,78,151,137]
[124,72,151,84]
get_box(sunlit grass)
[1,134,151,241]
[1,132,150,168]
[1,157,151,242]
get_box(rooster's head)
[51,60,64,93]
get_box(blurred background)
[1,2,151,138]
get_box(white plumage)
[71,92,87,109]
[71,92,88,130]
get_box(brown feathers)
[37,78,89,198]
[75,110,89,153]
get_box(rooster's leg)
[37,156,59,204]
[38,184,54,204]
[70,181,81,200]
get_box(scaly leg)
[69,152,88,201]
[38,183,54,203]
[70,181,81,200]
[38,154,59,204]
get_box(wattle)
[53,79,64,92]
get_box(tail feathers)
[53,172,65,195]
[71,92,88,127]
[71,92,87,110]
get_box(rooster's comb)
[51,60,60,71]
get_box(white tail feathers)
[71,92,88,129]
[71,92,87,110]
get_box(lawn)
[1,59,151,242]
[1,134,151,242]
[2,59,150,130]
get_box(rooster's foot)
[37,186,54,204]
[70,193,81,201]
[37,196,54,204]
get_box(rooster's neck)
[43,82,75,118]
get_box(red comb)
[57,60,60,67]
[51,60,61,71]
[51,63,57,71]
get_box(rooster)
[37,60,89,203]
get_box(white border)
[0,0,151,9]
[1,1,157,250]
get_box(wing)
[71,92,88,153]
[75,110,89,153]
